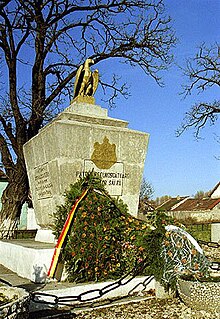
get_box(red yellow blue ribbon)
[47,188,89,278]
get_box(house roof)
[0,169,8,181]
[209,181,220,197]
[156,197,188,211]
[172,198,220,211]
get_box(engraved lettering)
[34,163,53,199]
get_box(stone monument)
[23,59,149,243]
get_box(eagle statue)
[73,59,99,100]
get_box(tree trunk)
[0,158,29,238]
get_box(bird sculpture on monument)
[73,58,99,104]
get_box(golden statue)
[73,59,99,104]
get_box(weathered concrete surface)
[167,210,220,225]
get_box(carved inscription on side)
[83,160,126,196]
[34,163,53,199]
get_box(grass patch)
[186,224,211,242]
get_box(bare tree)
[177,43,220,138]
[153,195,171,207]
[139,177,154,200]
[0,0,176,232]
[138,177,155,215]
[194,190,210,199]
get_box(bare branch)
[0,0,176,222]
[179,43,220,137]
[177,101,220,138]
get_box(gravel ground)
[75,297,220,319]
[30,297,220,319]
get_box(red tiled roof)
[172,198,220,211]
[157,197,188,211]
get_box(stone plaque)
[34,163,53,199]
[79,160,129,196]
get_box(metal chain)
[210,262,220,271]
[198,239,220,248]
[198,239,220,271]
[31,259,152,307]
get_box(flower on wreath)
[82,212,87,218]
[164,240,170,247]
[175,241,182,248]
[194,263,199,270]
[191,249,197,255]
[85,262,89,269]
[165,231,171,238]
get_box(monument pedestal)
[24,102,149,241]
[35,229,56,244]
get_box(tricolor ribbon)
[47,188,89,278]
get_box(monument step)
[0,239,55,283]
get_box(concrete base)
[211,223,220,243]
[0,240,55,283]
[35,229,56,244]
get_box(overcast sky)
[95,0,220,198]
